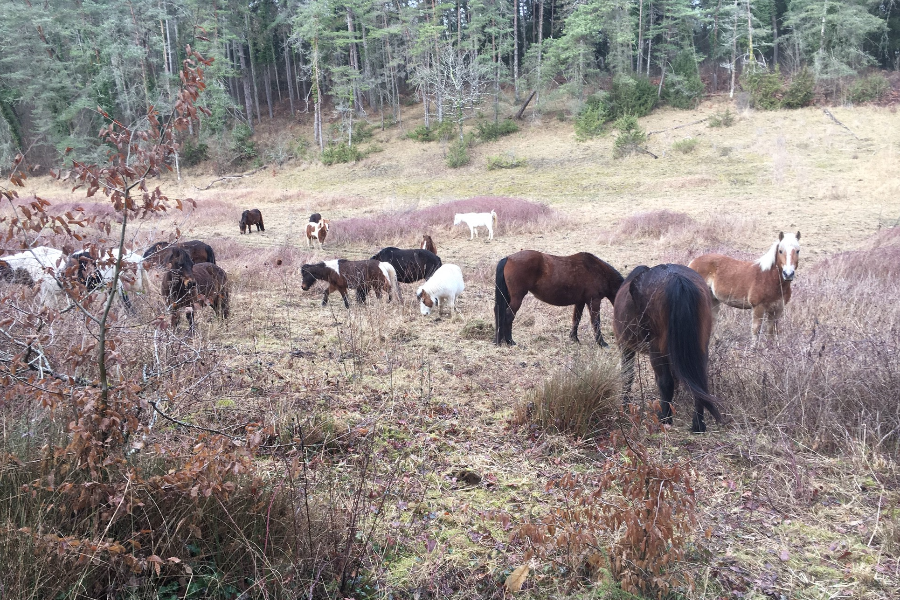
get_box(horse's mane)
[755,241,779,271]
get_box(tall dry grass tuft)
[710,233,900,452]
[601,209,763,254]
[514,352,621,438]
[328,196,559,246]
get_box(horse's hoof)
[599,340,610,349]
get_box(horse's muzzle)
[782,270,795,282]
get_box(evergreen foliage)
[574,95,609,141]
[476,119,519,141]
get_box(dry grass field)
[4,99,900,599]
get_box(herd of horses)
[0,200,801,432]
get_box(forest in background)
[1,0,899,169]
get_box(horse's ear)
[778,231,784,241]
[795,231,801,240]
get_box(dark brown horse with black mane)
[161,248,229,332]
[613,263,723,433]
[239,209,265,234]
[300,259,389,307]
[370,247,441,284]
[143,240,216,266]
[494,250,623,347]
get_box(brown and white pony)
[300,259,390,307]
[306,219,330,248]
[613,264,723,433]
[689,231,800,346]
[421,235,437,256]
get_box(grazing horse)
[161,248,197,332]
[192,263,230,320]
[416,264,464,319]
[454,210,498,240]
[613,264,723,433]
[306,219,330,248]
[370,247,442,284]
[143,240,216,266]
[239,208,265,234]
[494,250,623,347]
[421,235,437,256]
[689,231,800,345]
[300,259,389,307]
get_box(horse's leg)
[341,289,350,308]
[751,305,766,347]
[570,303,585,343]
[621,348,637,404]
[322,287,331,306]
[186,305,195,336]
[469,225,475,239]
[767,304,783,339]
[356,287,367,304]
[504,293,524,345]
[588,299,609,348]
[650,352,676,425]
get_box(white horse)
[454,210,497,240]
[416,264,464,319]
[2,247,66,305]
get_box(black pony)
[143,240,216,266]
[239,209,265,234]
[370,247,441,284]
[613,263,723,433]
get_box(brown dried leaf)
[505,564,529,593]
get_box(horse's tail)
[206,244,216,265]
[379,262,400,301]
[664,274,722,424]
[494,257,510,345]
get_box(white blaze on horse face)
[778,234,800,281]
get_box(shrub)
[180,138,209,166]
[612,115,647,159]
[848,73,890,104]
[351,121,374,143]
[607,75,657,119]
[445,137,470,168]
[742,67,783,110]
[574,94,609,141]
[476,119,519,141]
[322,142,363,165]
[672,137,699,154]
[663,51,705,109]
[230,123,258,160]
[486,154,526,170]
[708,107,735,128]
[516,353,620,438]
[782,67,816,108]
[515,410,699,598]
[407,125,435,142]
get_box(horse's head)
[300,264,317,290]
[776,231,801,281]
[239,211,248,234]
[416,287,434,315]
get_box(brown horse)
[689,231,800,345]
[613,264,723,433]
[192,263,230,320]
[144,240,216,266]
[300,259,389,307]
[239,209,265,234]
[421,235,437,256]
[494,250,623,347]
[306,219,330,248]
[161,247,197,332]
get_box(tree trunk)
[312,36,324,151]
[284,33,295,116]
[246,15,261,124]
[360,19,376,108]
[772,10,779,68]
[637,0,644,73]
[274,43,283,103]
[238,40,254,131]
[265,64,274,119]
[730,0,738,98]
[513,0,519,101]
[646,1,653,76]
[347,8,362,112]
[713,0,720,91]
[536,0,544,104]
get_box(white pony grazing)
[2,247,65,305]
[416,264,464,319]
[454,210,498,240]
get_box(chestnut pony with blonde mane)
[689,231,800,345]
